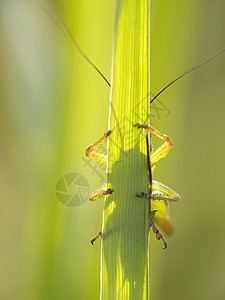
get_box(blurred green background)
[0,0,225,299]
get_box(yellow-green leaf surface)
[101,1,150,299]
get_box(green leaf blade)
[101,1,151,299]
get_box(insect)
[46,8,225,248]
[86,121,181,248]
[134,124,180,249]
[87,121,181,248]
[84,48,225,248]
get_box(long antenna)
[150,48,225,104]
[45,8,225,105]
[44,8,111,87]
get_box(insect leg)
[134,123,173,165]
[152,180,180,200]
[89,184,114,201]
[85,130,111,164]
[151,211,167,249]
[136,180,180,201]
[90,231,102,245]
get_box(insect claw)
[133,123,141,128]
[162,238,168,249]
[135,192,147,198]
[106,188,114,194]
[90,231,102,245]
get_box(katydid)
[46,8,225,248]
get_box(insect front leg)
[85,130,111,164]
[85,131,114,201]
[85,130,114,200]
[134,123,173,165]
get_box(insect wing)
[151,199,173,235]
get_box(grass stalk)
[101,0,151,299]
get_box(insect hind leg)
[151,210,167,249]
